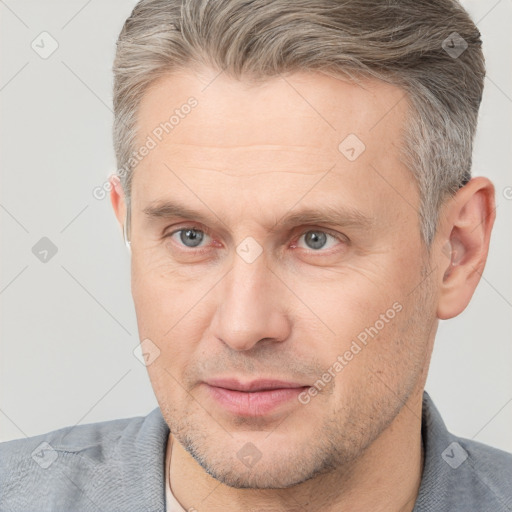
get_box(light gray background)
[1,0,511,452]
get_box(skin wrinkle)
[109,66,495,512]
[138,145,341,178]
[156,143,327,149]
[160,166,332,177]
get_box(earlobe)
[436,177,496,320]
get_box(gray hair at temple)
[112,0,485,245]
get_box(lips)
[203,378,310,416]
[204,378,308,392]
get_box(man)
[1,0,511,511]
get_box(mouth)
[202,378,311,416]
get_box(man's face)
[126,68,439,488]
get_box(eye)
[163,225,347,256]
[292,229,346,253]
[166,227,212,249]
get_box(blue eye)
[164,225,346,256]
[295,230,342,252]
[169,228,209,248]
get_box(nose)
[209,252,292,351]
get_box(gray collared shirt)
[1,391,511,511]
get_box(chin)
[200,460,326,489]
[182,433,341,489]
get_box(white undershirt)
[165,435,187,512]
[165,474,187,512]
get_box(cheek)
[131,245,201,325]
[131,261,193,369]
[286,265,405,339]
[130,256,219,377]
[136,300,204,405]
[281,256,424,385]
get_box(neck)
[166,392,425,512]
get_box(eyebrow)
[142,200,374,232]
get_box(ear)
[109,175,127,235]
[436,177,496,320]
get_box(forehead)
[135,67,408,156]
[130,67,416,228]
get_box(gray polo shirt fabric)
[1,391,511,511]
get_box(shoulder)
[0,408,168,512]
[456,435,512,501]
[0,413,143,469]
[416,392,512,511]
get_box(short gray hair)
[113,0,485,244]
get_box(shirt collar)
[135,391,452,511]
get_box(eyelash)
[163,224,347,256]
